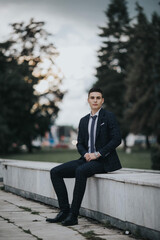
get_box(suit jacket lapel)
[84,114,90,142]
[96,108,105,139]
[84,109,105,143]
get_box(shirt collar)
[90,108,101,118]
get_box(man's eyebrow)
[90,96,101,98]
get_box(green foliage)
[0,19,64,154]
[19,206,32,212]
[103,220,112,228]
[82,231,105,240]
[125,4,160,142]
[95,0,130,143]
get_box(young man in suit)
[46,87,122,226]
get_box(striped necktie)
[90,115,97,153]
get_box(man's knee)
[75,166,88,178]
[50,167,59,179]
[75,162,97,178]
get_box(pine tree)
[150,13,160,143]
[125,4,160,148]
[94,0,130,147]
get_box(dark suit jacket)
[77,108,122,172]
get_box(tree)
[94,0,130,148]
[0,19,64,154]
[150,13,160,143]
[125,4,160,148]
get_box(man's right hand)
[84,153,90,161]
[84,153,97,162]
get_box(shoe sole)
[62,222,78,226]
[46,219,66,223]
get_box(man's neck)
[91,108,101,116]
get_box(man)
[46,87,122,226]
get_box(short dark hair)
[88,87,103,97]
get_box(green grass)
[118,148,151,169]
[0,147,152,170]
[0,148,80,163]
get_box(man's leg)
[46,158,85,223]
[62,160,105,225]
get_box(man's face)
[88,92,104,112]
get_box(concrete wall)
[0,160,3,181]
[0,159,11,182]
[1,159,160,240]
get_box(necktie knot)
[91,115,97,121]
[90,115,97,153]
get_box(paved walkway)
[0,187,139,240]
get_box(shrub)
[151,147,160,170]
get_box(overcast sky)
[0,0,160,127]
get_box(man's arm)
[99,112,121,157]
[76,118,88,157]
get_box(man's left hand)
[85,153,97,162]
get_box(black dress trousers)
[50,158,105,216]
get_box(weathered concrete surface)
[0,188,138,240]
[2,159,160,240]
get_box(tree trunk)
[26,136,33,153]
[157,134,160,145]
[123,137,127,151]
[145,135,150,149]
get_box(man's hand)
[84,153,97,162]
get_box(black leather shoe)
[46,211,69,223]
[61,213,78,226]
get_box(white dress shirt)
[88,108,101,153]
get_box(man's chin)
[92,106,100,111]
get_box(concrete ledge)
[1,159,160,240]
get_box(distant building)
[41,125,77,149]
[120,133,156,149]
